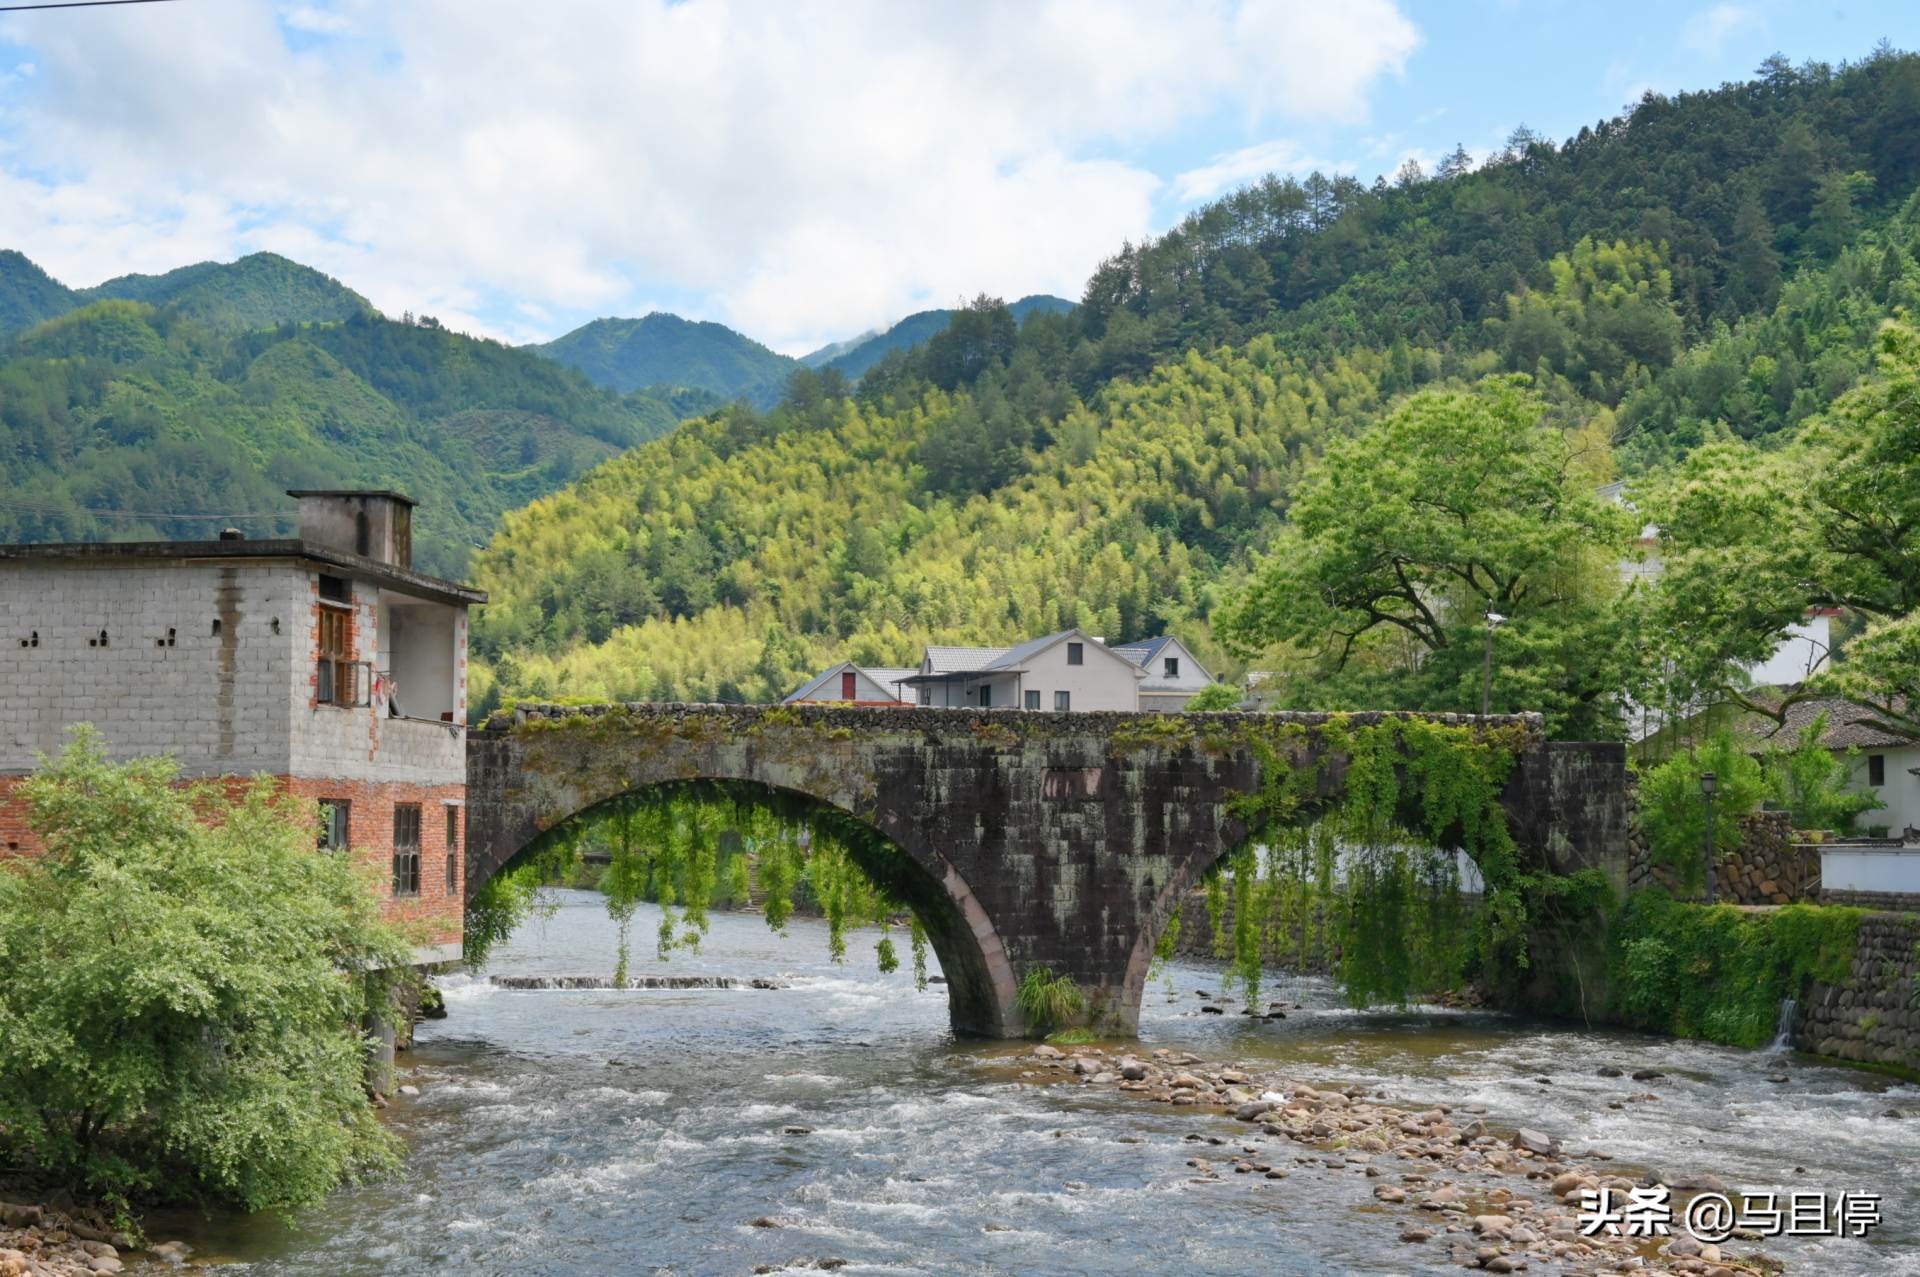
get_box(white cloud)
[1681,4,1760,59]
[1171,140,1320,204]
[0,0,1420,353]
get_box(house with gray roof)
[1732,697,1919,840]
[901,629,1144,711]
[783,662,916,707]
[1110,635,1216,712]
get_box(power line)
[0,1,178,12]
[0,496,292,522]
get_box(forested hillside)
[804,294,1076,381]
[532,312,799,407]
[471,50,1920,724]
[79,252,373,333]
[0,301,679,577]
[0,251,80,337]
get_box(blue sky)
[0,0,1913,355]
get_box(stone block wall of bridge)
[465,704,1627,1038]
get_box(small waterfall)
[1767,997,1798,1052]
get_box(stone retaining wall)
[1625,809,1817,905]
[1794,910,1920,1074]
[1820,887,1920,911]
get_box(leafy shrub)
[1183,683,1242,712]
[1763,713,1882,834]
[0,728,409,1210]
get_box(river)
[168,890,1919,1275]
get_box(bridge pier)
[466,705,1625,1038]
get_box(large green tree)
[1636,320,1920,739]
[1216,378,1633,737]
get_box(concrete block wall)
[0,559,300,775]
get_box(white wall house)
[903,630,1143,712]
[784,662,915,707]
[1111,635,1216,711]
[1758,698,1920,840]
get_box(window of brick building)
[1054,690,1071,711]
[1868,754,1886,787]
[1164,656,1180,678]
[319,800,350,852]
[1066,642,1084,665]
[444,805,461,892]
[317,603,356,706]
[1024,690,1041,710]
[393,803,422,897]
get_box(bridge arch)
[466,724,1026,1035]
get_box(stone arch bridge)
[465,704,1627,1038]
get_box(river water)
[173,890,1919,1275]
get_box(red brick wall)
[1,772,463,950]
[0,775,30,858]
[283,776,465,948]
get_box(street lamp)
[1481,612,1507,716]
[1699,770,1718,905]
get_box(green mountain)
[530,312,798,408]
[80,251,372,331]
[469,49,1920,711]
[805,294,1074,381]
[0,250,81,338]
[0,302,679,578]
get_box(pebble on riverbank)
[1018,1045,1786,1277]
[0,1199,192,1277]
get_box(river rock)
[0,1252,25,1277]
[1595,1065,1622,1077]
[1630,1069,1663,1081]
[1510,1128,1556,1155]
[1033,1045,1064,1059]
[1235,1100,1276,1122]
[0,1206,38,1230]
[148,1240,192,1266]
[1118,1057,1149,1080]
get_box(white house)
[1110,635,1216,712]
[783,662,916,707]
[1772,698,1920,840]
[902,629,1144,712]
